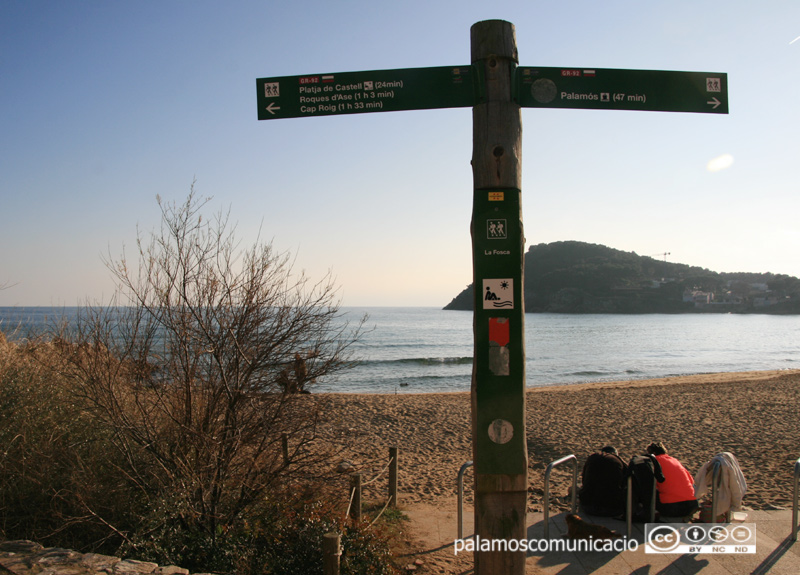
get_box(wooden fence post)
[389,446,399,506]
[349,473,362,522]
[281,432,290,465]
[323,532,341,575]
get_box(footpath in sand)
[316,370,800,574]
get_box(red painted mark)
[489,317,510,347]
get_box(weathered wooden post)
[323,532,341,575]
[281,432,290,465]
[349,473,362,522]
[470,20,528,574]
[389,446,399,506]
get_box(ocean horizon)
[1,306,798,394]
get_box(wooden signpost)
[469,21,528,574]
[257,19,728,574]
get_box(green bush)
[125,496,396,575]
[260,500,395,575]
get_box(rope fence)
[362,454,394,486]
[343,477,358,522]
[367,495,393,528]
[325,447,400,575]
[346,446,399,525]
[281,430,401,523]
[272,432,402,575]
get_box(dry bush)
[0,188,377,571]
[54,189,367,556]
[0,334,125,549]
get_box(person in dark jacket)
[578,446,628,517]
[628,453,665,522]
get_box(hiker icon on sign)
[706,78,721,92]
[488,219,507,239]
[264,82,280,97]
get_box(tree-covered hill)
[444,241,800,314]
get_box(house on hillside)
[683,290,713,307]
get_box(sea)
[1,306,798,394]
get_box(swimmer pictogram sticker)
[483,278,514,309]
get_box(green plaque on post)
[471,188,526,475]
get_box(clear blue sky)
[2,1,799,307]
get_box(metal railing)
[543,454,578,539]
[457,460,473,540]
[457,452,739,542]
[626,474,657,538]
[710,458,723,523]
[792,457,800,542]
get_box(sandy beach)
[312,370,800,569]
[317,369,800,511]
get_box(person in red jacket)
[647,441,699,518]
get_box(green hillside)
[444,241,800,314]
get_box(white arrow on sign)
[707,97,721,109]
[265,102,281,115]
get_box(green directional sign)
[516,67,728,114]
[256,65,475,120]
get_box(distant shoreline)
[442,302,800,315]
[317,368,800,395]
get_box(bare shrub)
[60,188,366,549]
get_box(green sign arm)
[517,67,728,114]
[256,65,476,120]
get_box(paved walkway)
[404,506,800,574]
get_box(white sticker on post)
[482,278,514,310]
[488,419,514,444]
